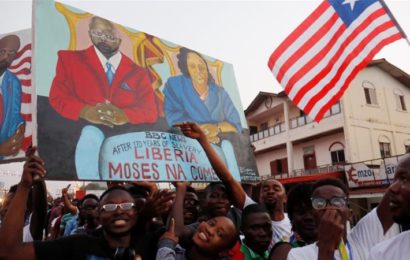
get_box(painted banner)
[344,155,404,188]
[0,29,32,161]
[34,1,258,181]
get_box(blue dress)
[163,75,242,132]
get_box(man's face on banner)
[0,35,20,71]
[89,17,121,57]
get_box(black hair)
[177,47,215,85]
[80,194,99,205]
[204,182,226,197]
[186,186,197,194]
[241,203,269,228]
[124,184,150,199]
[312,178,349,198]
[99,186,134,201]
[286,183,313,221]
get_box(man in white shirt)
[243,180,292,248]
[288,178,399,260]
[368,152,410,260]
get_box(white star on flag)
[342,0,359,11]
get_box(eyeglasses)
[81,204,98,210]
[101,202,135,212]
[90,30,118,42]
[184,199,199,206]
[0,48,17,57]
[311,197,347,210]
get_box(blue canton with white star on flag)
[328,0,378,26]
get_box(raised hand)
[317,208,345,254]
[175,122,207,142]
[160,218,179,243]
[20,147,46,189]
[141,189,175,219]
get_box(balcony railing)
[250,122,285,142]
[250,102,341,142]
[289,102,341,129]
[260,164,345,180]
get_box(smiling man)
[368,152,410,259]
[49,16,158,127]
[0,151,143,260]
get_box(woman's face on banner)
[187,52,208,86]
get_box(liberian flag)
[8,40,32,151]
[268,0,406,122]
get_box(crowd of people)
[0,122,409,259]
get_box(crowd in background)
[0,122,409,260]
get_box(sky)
[1,0,410,193]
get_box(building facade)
[245,59,410,218]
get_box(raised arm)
[61,187,78,215]
[0,147,45,259]
[169,183,189,236]
[30,179,47,240]
[176,122,247,209]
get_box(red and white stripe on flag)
[268,0,405,122]
[8,43,32,151]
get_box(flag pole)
[379,0,410,47]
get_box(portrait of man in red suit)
[49,16,158,127]
[38,16,168,180]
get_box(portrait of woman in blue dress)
[163,47,243,179]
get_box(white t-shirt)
[287,208,400,260]
[243,195,292,247]
[23,224,33,242]
[368,230,410,260]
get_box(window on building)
[405,144,410,153]
[249,126,258,135]
[394,89,407,111]
[363,81,377,105]
[379,142,391,158]
[329,142,345,165]
[331,150,345,164]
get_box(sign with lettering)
[35,0,258,181]
[344,158,400,188]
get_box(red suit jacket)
[49,46,158,124]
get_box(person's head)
[124,183,150,212]
[0,34,20,73]
[287,183,317,244]
[203,183,231,217]
[89,16,121,58]
[98,186,137,238]
[241,204,272,255]
[184,186,200,225]
[311,178,350,228]
[192,216,238,255]
[177,47,215,86]
[388,153,410,226]
[259,179,286,210]
[79,194,99,225]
